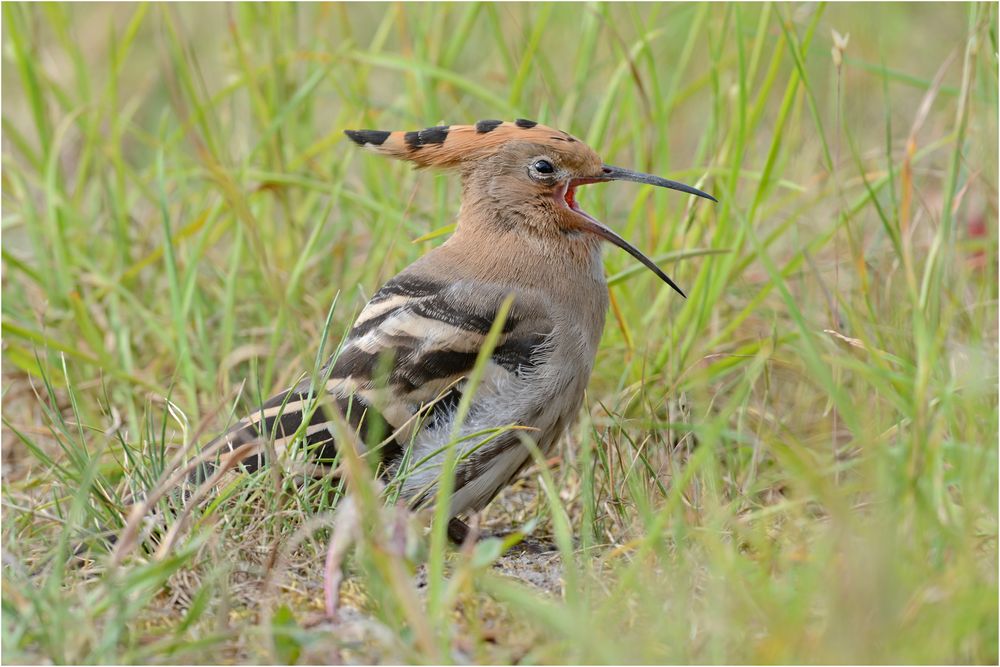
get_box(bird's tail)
[193,379,342,481]
[83,380,349,565]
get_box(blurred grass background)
[2,2,997,663]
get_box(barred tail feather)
[191,379,398,487]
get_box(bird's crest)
[344,118,585,169]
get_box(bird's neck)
[448,208,606,288]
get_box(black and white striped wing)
[206,272,553,475]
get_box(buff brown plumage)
[201,119,715,537]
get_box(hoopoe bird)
[203,119,714,540]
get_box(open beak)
[564,165,716,299]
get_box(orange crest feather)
[344,119,583,168]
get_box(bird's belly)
[399,339,595,516]
[446,383,584,515]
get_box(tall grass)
[3,3,997,663]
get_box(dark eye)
[532,159,555,174]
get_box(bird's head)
[345,119,716,298]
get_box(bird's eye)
[532,159,555,174]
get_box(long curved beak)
[581,219,690,298]
[567,165,716,299]
[598,164,717,202]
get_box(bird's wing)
[205,271,554,474]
